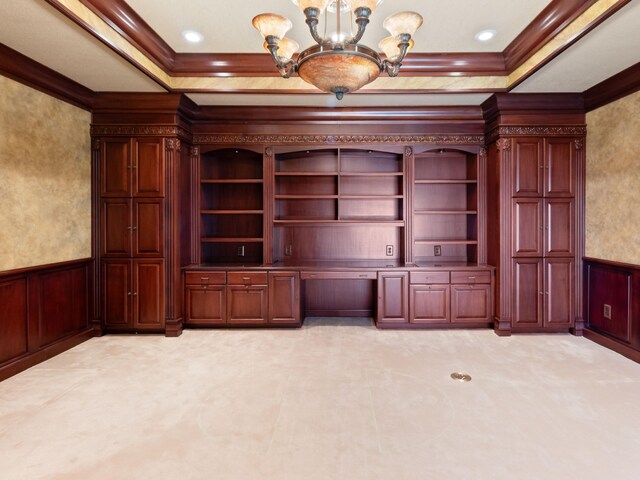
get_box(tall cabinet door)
[133,259,165,330]
[377,272,409,324]
[133,199,165,257]
[544,258,574,327]
[512,258,543,328]
[134,138,165,197]
[544,199,574,257]
[268,272,300,325]
[102,259,132,329]
[512,198,543,257]
[544,138,575,197]
[101,199,132,257]
[100,138,132,197]
[512,138,543,197]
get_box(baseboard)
[584,328,640,364]
[0,328,96,382]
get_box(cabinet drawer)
[185,271,226,286]
[301,271,377,280]
[227,272,268,285]
[410,271,450,284]
[450,271,491,284]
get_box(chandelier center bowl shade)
[252,1,423,99]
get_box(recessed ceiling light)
[183,30,204,43]
[475,30,496,42]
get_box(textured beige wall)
[586,89,640,265]
[0,75,91,272]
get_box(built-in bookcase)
[199,148,264,264]
[273,147,405,262]
[412,149,479,263]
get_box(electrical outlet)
[285,244,292,256]
[386,245,394,256]
[604,304,612,320]
[434,245,442,256]
[237,245,245,257]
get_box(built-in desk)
[183,263,495,330]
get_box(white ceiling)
[0,0,637,107]
[126,0,551,53]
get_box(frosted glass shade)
[378,36,414,60]
[353,0,380,12]
[293,0,331,12]
[264,37,300,60]
[252,14,292,39]
[383,11,423,38]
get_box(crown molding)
[0,42,94,110]
[584,61,640,111]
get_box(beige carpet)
[1,318,640,480]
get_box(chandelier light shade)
[252,1,423,99]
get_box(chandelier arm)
[348,7,371,45]
[265,35,297,79]
[303,7,325,45]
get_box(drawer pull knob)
[201,277,209,281]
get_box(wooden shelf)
[275,195,338,199]
[414,210,478,215]
[415,180,477,184]
[414,240,478,245]
[201,179,263,184]
[340,195,403,199]
[275,172,338,176]
[274,220,404,227]
[201,210,264,215]
[201,237,263,243]
[340,172,403,177]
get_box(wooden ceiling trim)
[0,43,94,110]
[584,61,640,111]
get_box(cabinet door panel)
[451,284,491,323]
[377,272,408,324]
[512,138,543,197]
[101,199,132,257]
[410,285,449,324]
[134,138,165,197]
[545,198,574,257]
[134,199,164,257]
[545,258,574,327]
[512,258,543,328]
[269,272,300,325]
[512,198,543,257]
[227,286,268,324]
[545,138,575,197]
[185,286,225,325]
[100,138,131,197]
[102,260,132,328]
[133,259,165,330]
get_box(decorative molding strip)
[497,126,587,136]
[91,125,190,138]
[165,138,181,151]
[192,134,486,146]
[584,61,640,111]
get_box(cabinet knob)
[539,291,544,295]
[133,292,138,296]
[128,292,132,296]
[127,226,133,230]
[132,226,137,230]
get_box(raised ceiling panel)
[126,0,551,54]
[0,0,165,92]
[513,1,640,93]
[186,93,492,107]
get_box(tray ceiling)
[0,0,637,106]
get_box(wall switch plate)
[434,245,442,256]
[285,244,292,256]
[604,304,612,319]
[237,245,245,257]
[386,245,394,256]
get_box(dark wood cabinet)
[512,138,543,197]
[97,136,170,334]
[512,198,543,257]
[410,285,450,324]
[185,286,226,325]
[544,198,574,257]
[544,258,573,327]
[227,285,268,325]
[512,258,543,328]
[544,138,575,197]
[268,272,300,326]
[451,284,491,323]
[377,272,409,324]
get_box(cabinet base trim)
[584,328,640,364]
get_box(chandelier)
[252,0,423,100]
